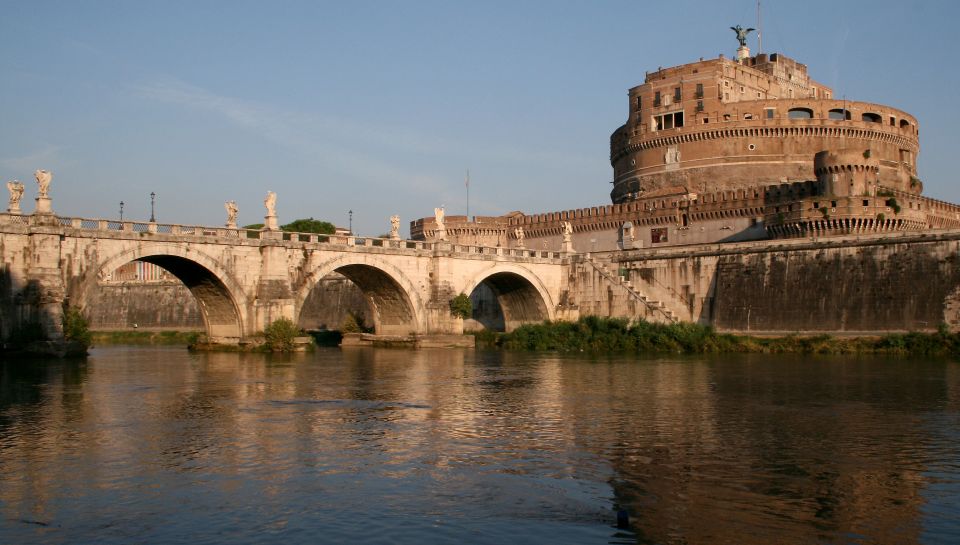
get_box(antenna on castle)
[757,0,763,54]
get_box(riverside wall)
[614,230,960,333]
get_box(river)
[1,346,959,544]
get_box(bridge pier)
[254,244,297,332]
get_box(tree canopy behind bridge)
[243,218,336,234]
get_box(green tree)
[281,218,336,234]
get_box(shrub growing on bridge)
[449,293,472,320]
[263,317,301,352]
[63,305,92,349]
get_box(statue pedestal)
[264,215,279,231]
[736,45,750,63]
[390,233,400,240]
[561,241,575,253]
[7,205,21,215]
[226,221,237,229]
[35,196,52,215]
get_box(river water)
[1,346,959,545]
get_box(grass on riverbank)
[476,317,960,356]
[91,330,202,346]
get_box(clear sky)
[2,0,958,236]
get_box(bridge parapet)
[0,212,566,263]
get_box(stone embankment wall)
[86,282,204,329]
[613,231,960,333]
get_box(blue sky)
[2,0,958,235]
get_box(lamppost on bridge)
[119,201,124,221]
[149,192,156,223]
[349,209,353,235]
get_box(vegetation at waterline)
[263,317,306,352]
[63,306,93,349]
[91,330,202,345]
[477,316,960,356]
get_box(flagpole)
[466,169,470,219]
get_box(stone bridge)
[0,212,573,345]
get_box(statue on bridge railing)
[390,214,400,240]
[33,170,53,215]
[263,191,278,230]
[6,180,24,214]
[434,207,447,241]
[34,170,52,198]
[225,200,238,228]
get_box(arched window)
[900,119,911,129]
[788,107,814,119]
[828,108,850,120]
[862,112,882,123]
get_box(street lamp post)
[349,209,353,235]
[119,201,124,221]
[150,192,156,222]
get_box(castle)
[412,39,960,250]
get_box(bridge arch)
[461,264,555,332]
[83,244,249,341]
[296,255,425,335]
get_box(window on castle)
[862,112,882,123]
[653,111,684,131]
[651,228,668,244]
[863,200,870,206]
[695,83,704,98]
[674,87,681,101]
[696,100,704,112]
[788,107,813,119]
[890,116,896,126]
[744,113,753,120]
[831,201,838,208]
[654,91,661,107]
[766,108,775,119]
[813,202,820,209]
[635,96,642,111]
[828,108,850,120]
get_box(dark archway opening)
[86,257,241,340]
[297,264,416,336]
[464,272,549,333]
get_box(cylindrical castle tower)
[609,53,920,203]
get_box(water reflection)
[0,348,958,544]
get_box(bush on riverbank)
[494,317,960,356]
[263,318,303,352]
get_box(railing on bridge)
[0,212,565,260]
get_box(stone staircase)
[581,255,679,323]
